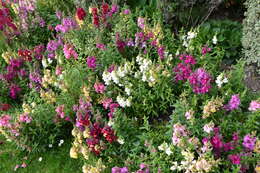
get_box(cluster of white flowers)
[182,31,197,48]
[158,142,173,156]
[102,62,132,86]
[135,55,156,84]
[116,95,132,107]
[170,150,218,173]
[215,73,228,88]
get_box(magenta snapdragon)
[228,154,241,165]
[63,44,78,59]
[86,56,97,69]
[19,113,32,123]
[188,68,212,94]
[242,134,256,151]
[94,82,106,94]
[224,94,240,111]
[0,114,11,127]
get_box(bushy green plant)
[242,0,260,72]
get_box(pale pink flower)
[0,114,11,127]
[248,100,260,112]
[19,113,32,123]
[94,82,106,94]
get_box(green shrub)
[242,0,260,72]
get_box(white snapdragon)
[42,58,48,68]
[215,73,228,88]
[117,138,125,145]
[102,71,112,85]
[158,142,173,156]
[187,31,197,40]
[116,96,132,107]
[212,35,218,44]
[111,70,120,84]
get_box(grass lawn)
[0,136,82,173]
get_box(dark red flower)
[0,104,11,111]
[76,7,86,20]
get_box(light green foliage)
[242,0,260,70]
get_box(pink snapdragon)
[0,114,11,127]
[112,167,129,173]
[172,123,187,146]
[248,100,260,111]
[137,17,145,29]
[96,43,106,50]
[228,154,241,165]
[86,56,97,69]
[188,68,212,94]
[224,94,240,111]
[19,113,32,123]
[201,45,212,55]
[63,44,78,59]
[94,82,106,93]
[242,134,256,151]
[102,98,113,109]
[55,105,65,118]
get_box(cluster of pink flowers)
[55,105,65,119]
[201,45,212,55]
[55,17,78,33]
[188,68,212,94]
[86,56,97,69]
[173,54,196,82]
[248,100,260,111]
[2,58,24,82]
[63,44,78,59]
[224,94,240,111]
[242,134,256,151]
[172,123,188,146]
[9,84,22,99]
[137,17,145,29]
[0,114,11,127]
[19,113,32,123]
[96,43,106,50]
[94,82,106,94]
[228,154,241,165]
[112,166,129,173]
[33,44,45,60]
[101,98,119,118]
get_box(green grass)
[0,136,83,173]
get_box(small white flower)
[215,73,228,88]
[48,144,53,148]
[212,35,218,44]
[38,157,42,162]
[42,58,48,68]
[117,138,125,145]
[187,31,197,40]
[125,87,131,96]
[108,120,114,127]
[165,147,173,156]
[47,58,53,64]
[58,139,64,146]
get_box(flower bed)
[0,1,259,172]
